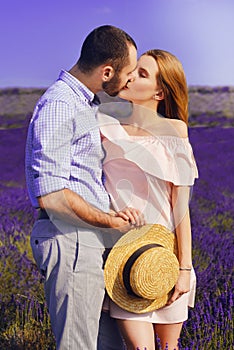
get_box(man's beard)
[102,74,123,97]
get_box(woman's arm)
[172,185,192,268]
[167,185,192,304]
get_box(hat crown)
[129,247,179,299]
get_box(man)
[25,25,140,349]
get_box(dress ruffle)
[99,114,198,186]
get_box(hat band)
[123,243,163,298]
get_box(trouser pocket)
[30,220,58,280]
[31,234,57,280]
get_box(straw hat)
[104,224,179,313]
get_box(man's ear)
[154,90,164,101]
[102,66,115,82]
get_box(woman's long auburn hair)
[144,49,189,125]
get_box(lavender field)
[0,98,233,349]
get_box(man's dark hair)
[77,25,137,73]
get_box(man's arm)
[38,188,133,232]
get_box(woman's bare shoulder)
[161,118,188,138]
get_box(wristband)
[179,267,192,271]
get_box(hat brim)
[104,224,179,314]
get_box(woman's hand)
[115,207,146,227]
[166,270,191,305]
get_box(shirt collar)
[58,70,99,105]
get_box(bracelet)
[179,267,192,271]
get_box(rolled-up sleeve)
[31,100,73,197]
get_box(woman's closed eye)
[138,67,149,78]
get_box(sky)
[0,0,234,88]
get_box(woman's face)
[119,54,161,103]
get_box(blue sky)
[0,0,234,88]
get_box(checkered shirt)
[25,70,110,212]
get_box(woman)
[98,49,198,350]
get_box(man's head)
[76,25,137,96]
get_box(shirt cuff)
[34,175,69,197]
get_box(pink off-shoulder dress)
[99,113,199,323]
